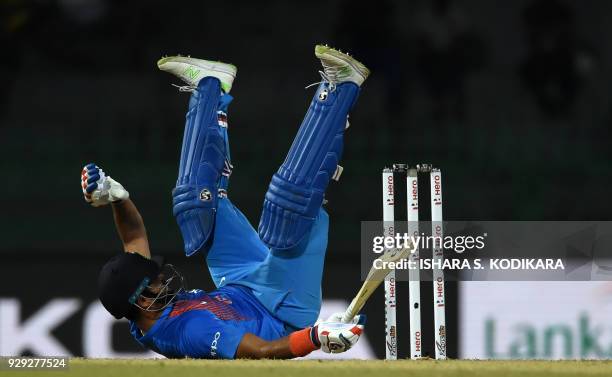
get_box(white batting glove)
[315,315,366,354]
[81,163,129,207]
[321,312,363,324]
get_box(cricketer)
[80,45,369,359]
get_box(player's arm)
[236,333,297,359]
[81,163,151,259]
[235,315,365,359]
[111,199,150,258]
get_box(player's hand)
[81,163,129,207]
[314,315,366,354]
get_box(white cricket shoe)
[157,55,237,93]
[314,44,370,87]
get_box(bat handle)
[342,302,357,323]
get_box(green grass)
[3,359,612,377]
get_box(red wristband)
[289,327,319,357]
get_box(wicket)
[382,163,447,360]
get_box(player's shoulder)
[167,289,214,321]
[179,288,206,299]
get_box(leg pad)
[258,82,360,249]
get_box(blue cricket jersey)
[130,285,288,359]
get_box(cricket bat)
[341,244,412,323]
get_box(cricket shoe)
[157,55,237,93]
[314,44,370,88]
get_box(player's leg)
[158,57,269,287]
[204,92,269,286]
[238,45,369,329]
[158,56,237,257]
[238,207,330,329]
[258,45,369,251]
[196,88,270,287]
[205,197,269,287]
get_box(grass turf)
[3,359,611,377]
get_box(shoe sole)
[157,56,237,78]
[314,45,370,81]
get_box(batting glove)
[81,163,129,207]
[314,314,366,353]
[322,312,363,324]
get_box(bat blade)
[341,244,412,322]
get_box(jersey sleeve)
[180,312,247,359]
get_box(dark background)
[1,0,611,359]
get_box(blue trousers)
[205,198,329,330]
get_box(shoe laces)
[172,83,197,92]
[305,59,347,92]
